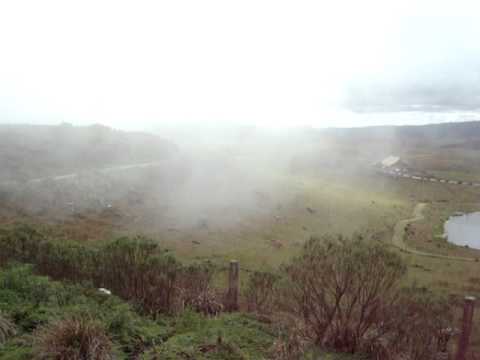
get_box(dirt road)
[392,203,476,261]
[26,161,162,184]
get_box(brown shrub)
[34,316,113,360]
[278,235,406,353]
[99,237,179,315]
[379,287,454,360]
[178,287,223,316]
[245,271,278,314]
[268,316,309,360]
[175,262,222,315]
[275,235,454,359]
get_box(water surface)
[445,212,480,249]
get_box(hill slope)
[0,123,178,182]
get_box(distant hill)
[321,120,480,151]
[286,121,480,178]
[0,123,178,182]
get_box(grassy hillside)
[0,123,177,182]
[2,121,480,358]
[318,121,480,180]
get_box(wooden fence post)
[455,296,476,360]
[226,260,239,311]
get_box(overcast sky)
[1,0,480,130]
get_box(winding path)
[0,161,164,188]
[392,203,476,262]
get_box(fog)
[1,2,480,236]
[1,2,480,130]
[0,120,388,235]
[345,17,480,114]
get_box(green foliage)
[0,224,45,266]
[0,217,282,360]
[101,236,180,314]
[0,342,33,360]
[0,223,455,359]
[0,263,274,359]
[144,313,274,359]
[0,225,184,315]
[0,265,168,358]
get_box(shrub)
[275,235,456,359]
[0,224,44,266]
[377,286,454,360]
[36,240,98,284]
[244,271,278,314]
[0,227,186,315]
[33,316,113,360]
[176,262,222,315]
[278,235,406,353]
[268,316,308,360]
[98,236,180,314]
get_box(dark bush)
[378,286,454,360]
[278,235,406,353]
[100,236,179,314]
[0,227,188,315]
[276,235,455,359]
[176,262,223,315]
[245,271,278,314]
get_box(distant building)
[377,156,409,173]
[381,156,401,167]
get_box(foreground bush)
[275,235,453,359]
[34,316,113,360]
[381,286,454,360]
[279,235,406,352]
[176,262,223,315]
[100,237,180,315]
[0,225,212,315]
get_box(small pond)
[444,212,480,249]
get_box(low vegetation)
[0,263,274,359]
[0,224,462,359]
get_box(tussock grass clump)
[34,316,113,360]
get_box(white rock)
[98,288,112,295]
